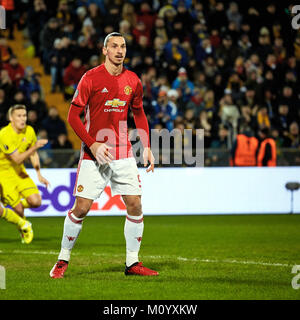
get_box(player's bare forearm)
[10,145,39,165]
[9,139,48,165]
[30,151,50,188]
[30,151,41,173]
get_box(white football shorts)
[73,157,142,200]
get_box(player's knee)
[126,200,142,216]
[73,203,91,219]
[27,196,42,208]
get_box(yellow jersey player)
[0,104,49,244]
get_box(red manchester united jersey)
[71,64,143,160]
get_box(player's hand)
[143,147,155,173]
[90,142,114,165]
[37,174,50,189]
[35,139,48,149]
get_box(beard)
[106,52,125,66]
[113,56,124,65]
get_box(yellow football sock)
[1,208,25,228]
[21,199,30,209]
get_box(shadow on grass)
[72,260,180,278]
[32,236,59,242]
[0,238,19,243]
[72,261,179,279]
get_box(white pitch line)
[0,249,292,268]
[177,257,292,268]
[12,250,59,255]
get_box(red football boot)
[50,260,69,278]
[125,262,159,276]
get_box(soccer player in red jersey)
[50,32,158,278]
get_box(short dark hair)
[103,32,124,47]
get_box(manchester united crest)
[124,85,132,95]
[77,185,84,192]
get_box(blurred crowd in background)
[0,0,299,166]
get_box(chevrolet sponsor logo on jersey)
[104,99,126,112]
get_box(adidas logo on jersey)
[101,87,108,93]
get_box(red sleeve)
[67,73,95,148]
[131,79,143,110]
[131,79,150,147]
[131,107,150,148]
[67,105,96,148]
[71,72,91,107]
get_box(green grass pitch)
[0,214,300,300]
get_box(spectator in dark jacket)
[73,35,98,65]
[27,109,41,133]
[28,90,48,122]
[163,36,189,68]
[49,38,65,93]
[27,0,48,57]
[207,2,228,32]
[40,17,62,73]
[42,106,67,144]
[19,66,41,99]
[12,90,28,106]
[279,86,299,120]
[0,68,15,100]
[216,35,240,68]
[272,104,293,139]
[52,133,73,149]
[283,121,300,148]
[195,38,214,65]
